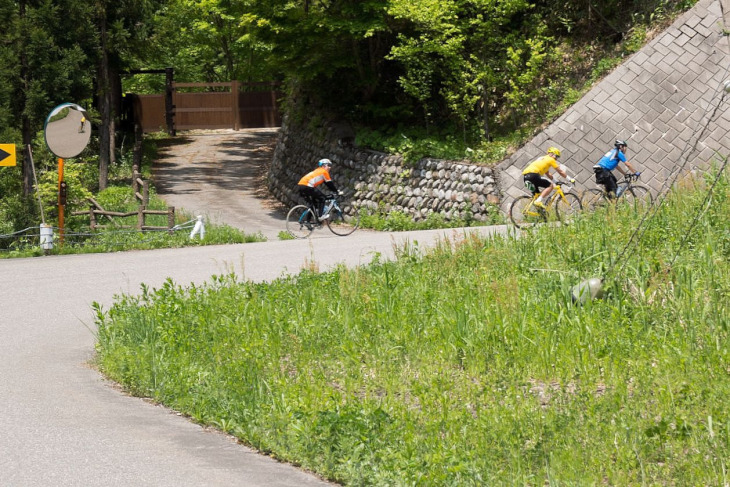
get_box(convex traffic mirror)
[44,103,91,158]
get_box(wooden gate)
[130,81,282,133]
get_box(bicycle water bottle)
[616,185,625,198]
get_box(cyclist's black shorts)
[298,185,326,213]
[523,173,552,194]
[593,167,618,195]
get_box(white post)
[40,224,54,251]
[189,215,205,240]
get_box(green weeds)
[96,171,730,485]
[360,207,504,231]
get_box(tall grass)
[96,171,730,485]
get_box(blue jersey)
[597,148,626,171]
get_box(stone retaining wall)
[268,120,501,222]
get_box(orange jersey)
[298,167,332,187]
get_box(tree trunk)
[109,65,122,166]
[19,0,32,196]
[97,3,110,191]
[482,92,490,141]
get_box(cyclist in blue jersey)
[593,140,639,198]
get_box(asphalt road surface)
[2,129,512,485]
[152,129,287,241]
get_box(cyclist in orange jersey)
[297,158,341,219]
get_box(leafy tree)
[93,0,163,190]
[139,0,277,85]
[0,0,94,200]
[249,0,396,114]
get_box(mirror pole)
[58,157,64,246]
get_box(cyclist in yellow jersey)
[522,147,573,209]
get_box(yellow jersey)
[522,155,558,176]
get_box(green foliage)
[36,161,95,220]
[356,127,470,164]
[96,169,730,484]
[0,128,265,256]
[126,0,278,90]
[356,125,525,165]
[360,206,503,231]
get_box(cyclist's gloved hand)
[337,190,344,196]
[569,178,576,184]
[634,172,641,178]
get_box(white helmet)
[318,158,333,167]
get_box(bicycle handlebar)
[553,180,575,191]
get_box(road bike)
[509,180,583,228]
[582,173,653,210]
[286,194,360,238]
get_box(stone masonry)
[498,0,730,211]
[269,123,501,223]
[270,0,730,219]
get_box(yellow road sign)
[0,144,16,166]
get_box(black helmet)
[615,139,628,148]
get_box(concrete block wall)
[497,0,730,211]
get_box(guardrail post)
[189,215,205,240]
[167,207,175,232]
[89,206,97,230]
[137,205,145,230]
[142,181,149,205]
[132,168,139,194]
[40,224,54,252]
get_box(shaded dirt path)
[152,128,288,240]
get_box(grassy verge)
[359,206,504,232]
[0,132,265,258]
[95,170,729,485]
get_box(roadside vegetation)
[1,0,698,241]
[360,206,504,231]
[268,0,698,164]
[95,168,730,485]
[0,133,263,258]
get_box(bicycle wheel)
[554,192,583,223]
[286,205,316,238]
[623,185,653,208]
[509,196,545,228]
[327,208,360,236]
[583,188,608,210]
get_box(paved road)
[2,225,511,486]
[3,130,513,485]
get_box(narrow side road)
[152,128,287,241]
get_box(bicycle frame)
[510,180,582,228]
[532,182,573,212]
[584,174,652,209]
[286,194,360,238]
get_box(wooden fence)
[72,130,176,231]
[75,205,176,232]
[130,81,282,133]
